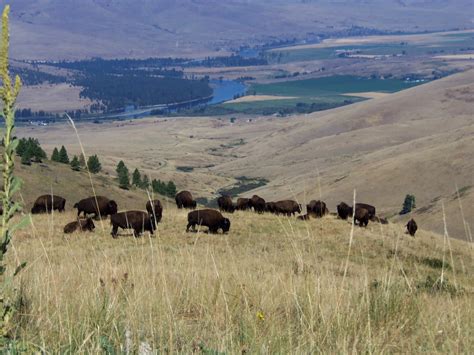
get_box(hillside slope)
[5,0,473,59]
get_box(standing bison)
[74,196,117,219]
[249,195,266,214]
[175,191,197,209]
[337,202,353,220]
[31,195,66,214]
[111,211,156,238]
[146,199,163,223]
[354,207,369,227]
[355,203,376,221]
[406,219,418,237]
[63,218,95,234]
[265,202,277,213]
[217,195,235,213]
[186,209,230,234]
[307,200,328,218]
[236,198,251,211]
[274,200,302,216]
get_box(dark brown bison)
[236,198,251,211]
[297,214,310,221]
[354,207,369,227]
[63,218,95,234]
[146,199,163,223]
[186,209,230,234]
[406,219,418,237]
[250,195,266,214]
[217,195,235,213]
[111,211,156,238]
[74,196,117,219]
[265,201,277,213]
[31,194,66,214]
[175,191,197,209]
[337,202,353,220]
[355,203,376,221]
[307,200,328,218]
[274,200,302,216]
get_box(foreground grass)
[6,208,474,353]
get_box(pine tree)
[87,154,102,174]
[118,164,130,190]
[70,155,80,171]
[166,181,177,197]
[141,174,150,189]
[116,160,126,176]
[51,147,60,162]
[400,194,416,215]
[132,168,141,187]
[16,137,26,157]
[20,149,31,165]
[58,145,69,164]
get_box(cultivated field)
[7,204,474,352]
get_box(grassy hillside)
[6,207,474,352]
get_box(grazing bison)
[297,214,311,221]
[111,211,156,238]
[337,202,353,220]
[307,200,328,218]
[250,195,266,214]
[406,219,418,237]
[217,195,235,213]
[74,196,117,219]
[175,191,197,209]
[146,199,163,223]
[63,218,95,234]
[354,208,369,227]
[31,194,66,214]
[355,203,376,221]
[236,198,251,211]
[186,209,230,234]
[274,200,302,216]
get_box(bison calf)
[64,218,95,234]
[236,198,251,211]
[186,209,230,234]
[31,194,66,214]
[111,211,156,238]
[354,208,369,227]
[406,219,418,237]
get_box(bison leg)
[111,225,119,238]
[186,222,194,232]
[133,229,141,238]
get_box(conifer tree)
[141,174,150,189]
[70,155,80,171]
[87,154,101,174]
[58,145,69,164]
[51,147,60,162]
[400,194,416,215]
[118,164,130,190]
[132,168,141,187]
[79,153,86,167]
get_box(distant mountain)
[3,0,473,59]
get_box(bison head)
[221,218,231,233]
[31,205,44,214]
[191,201,197,209]
[108,200,118,215]
[85,218,95,231]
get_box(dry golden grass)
[6,206,474,353]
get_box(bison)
[249,195,266,214]
[354,207,369,227]
[74,196,117,219]
[63,218,95,234]
[186,209,230,234]
[307,200,328,218]
[146,199,163,223]
[337,202,353,220]
[265,201,277,214]
[217,195,235,213]
[406,219,418,237]
[236,198,251,211]
[274,200,302,216]
[31,194,66,214]
[355,203,376,221]
[297,214,311,221]
[111,211,156,238]
[175,191,197,209]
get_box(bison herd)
[27,190,419,238]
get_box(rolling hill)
[4,0,473,59]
